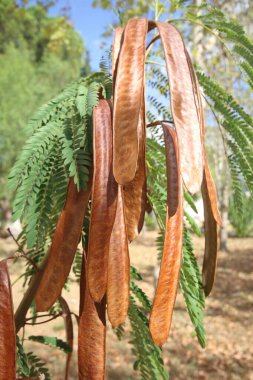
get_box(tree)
[1,3,253,379]
[0,0,90,223]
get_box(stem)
[15,256,48,333]
[147,120,174,128]
[25,313,62,325]
[7,228,38,271]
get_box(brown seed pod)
[35,176,92,311]
[78,253,106,380]
[123,94,147,241]
[113,18,148,185]
[185,54,221,294]
[149,124,183,347]
[59,296,74,380]
[0,260,16,380]
[201,173,219,296]
[156,22,203,195]
[107,186,130,327]
[87,99,117,302]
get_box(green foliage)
[0,1,89,203]
[17,336,51,379]
[9,73,109,252]
[28,335,72,354]
[128,297,169,380]
[229,193,253,237]
[180,229,206,348]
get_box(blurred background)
[0,1,252,379]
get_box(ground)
[1,231,253,380]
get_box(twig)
[25,313,59,322]
[147,120,174,128]
[7,228,38,271]
[25,313,62,325]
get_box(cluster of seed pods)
[0,18,221,380]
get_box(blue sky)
[49,0,116,70]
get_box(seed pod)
[78,253,106,380]
[149,124,183,347]
[185,54,221,294]
[35,176,92,311]
[87,99,117,302]
[123,94,147,241]
[113,18,148,185]
[202,173,219,296]
[0,260,16,380]
[156,22,203,195]
[107,186,130,327]
[59,296,74,380]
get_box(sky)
[48,0,116,70]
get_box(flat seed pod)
[59,296,74,380]
[156,22,203,194]
[87,99,117,302]
[35,176,92,311]
[113,18,148,185]
[107,186,130,327]
[149,124,183,347]
[123,94,147,241]
[0,260,16,380]
[78,254,106,380]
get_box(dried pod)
[113,18,148,184]
[186,55,221,294]
[35,176,92,311]
[202,173,219,296]
[107,186,130,327]
[78,254,106,380]
[123,94,147,241]
[149,124,183,347]
[59,296,74,380]
[0,260,16,380]
[156,22,203,194]
[87,99,117,302]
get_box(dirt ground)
[1,231,253,380]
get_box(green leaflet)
[180,229,206,348]
[128,297,169,380]
[17,336,51,380]
[28,335,72,354]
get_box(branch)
[15,256,48,333]
[147,120,174,128]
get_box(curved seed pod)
[156,22,203,194]
[59,296,74,380]
[185,50,221,224]
[87,99,117,302]
[112,27,124,80]
[78,253,106,380]
[185,53,221,294]
[107,186,130,327]
[123,94,147,241]
[0,260,16,380]
[202,172,219,296]
[113,18,148,185]
[35,175,92,311]
[149,124,183,347]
